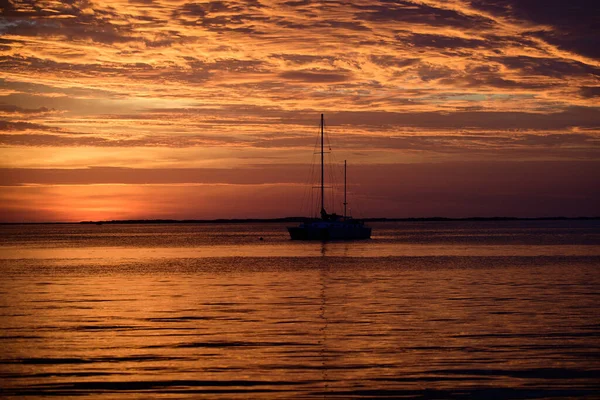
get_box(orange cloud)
[0,0,598,220]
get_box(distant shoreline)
[1,216,599,225]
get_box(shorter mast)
[320,113,325,219]
[344,160,347,219]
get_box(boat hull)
[288,224,371,240]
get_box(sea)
[0,220,599,398]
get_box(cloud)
[470,0,600,58]
[0,120,59,132]
[0,133,241,147]
[271,54,337,66]
[0,104,55,115]
[172,0,266,33]
[405,33,488,50]
[580,87,600,98]
[355,1,496,29]
[0,0,598,220]
[492,56,600,78]
[370,56,420,69]
[327,107,600,130]
[279,69,352,83]
[0,1,135,44]
[0,166,307,186]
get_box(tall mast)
[320,113,325,218]
[344,160,347,219]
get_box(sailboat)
[287,114,372,240]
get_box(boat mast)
[344,160,347,219]
[320,113,325,219]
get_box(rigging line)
[324,118,342,215]
[322,116,331,213]
[300,120,320,217]
[307,143,319,218]
[344,165,359,219]
[308,117,322,218]
[301,164,312,217]
[299,151,310,216]
[329,150,341,215]
[351,179,367,219]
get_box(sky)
[0,0,599,222]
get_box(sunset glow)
[1,0,598,221]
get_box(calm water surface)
[1,221,599,398]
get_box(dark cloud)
[371,55,420,68]
[2,160,599,189]
[0,132,243,147]
[580,87,600,98]
[173,1,266,33]
[0,120,58,132]
[0,0,178,46]
[0,166,308,186]
[0,133,101,146]
[470,0,600,58]
[452,75,553,90]
[3,127,598,161]
[0,78,122,99]
[417,63,456,82]
[0,54,146,77]
[271,54,337,66]
[280,69,352,83]
[434,62,556,90]
[508,133,596,147]
[327,107,600,130]
[492,56,600,78]
[533,30,599,60]
[405,33,488,49]
[249,132,600,158]
[274,17,368,32]
[482,33,541,51]
[0,37,14,51]
[179,1,232,17]
[0,56,268,88]
[1,0,57,17]
[398,60,556,92]
[0,55,212,83]
[188,58,268,74]
[318,20,369,31]
[139,105,600,131]
[0,104,54,114]
[355,1,496,29]
[282,0,312,6]
[0,1,134,45]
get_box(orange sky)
[0,0,599,221]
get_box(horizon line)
[1,216,599,225]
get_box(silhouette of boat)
[287,114,371,240]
